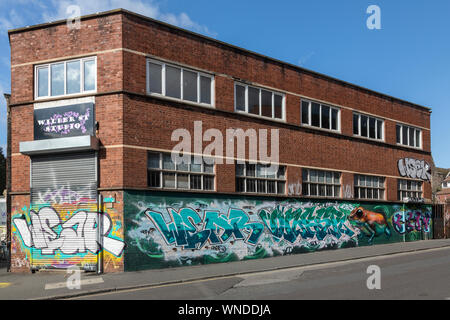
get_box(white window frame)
[302,169,341,198]
[353,112,385,141]
[398,179,423,200]
[234,83,286,121]
[147,152,215,191]
[300,99,341,132]
[396,124,422,149]
[235,162,286,195]
[354,174,386,200]
[34,56,97,99]
[146,58,215,107]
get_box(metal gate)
[30,151,98,270]
[432,204,445,239]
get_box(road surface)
[69,246,450,300]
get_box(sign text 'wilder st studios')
[33,103,95,140]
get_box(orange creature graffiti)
[348,207,391,244]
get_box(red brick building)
[6,9,434,273]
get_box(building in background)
[7,9,435,273]
[436,172,450,203]
[432,166,450,202]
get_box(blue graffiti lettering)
[144,207,264,249]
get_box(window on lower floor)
[398,179,423,200]
[236,162,286,194]
[354,175,385,200]
[302,169,341,197]
[148,152,215,191]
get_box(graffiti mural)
[11,201,124,271]
[13,207,124,256]
[392,210,431,234]
[124,191,432,271]
[348,207,391,244]
[145,207,264,249]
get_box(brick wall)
[9,10,433,203]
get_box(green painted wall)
[124,191,432,271]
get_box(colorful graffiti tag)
[13,207,124,256]
[124,191,432,271]
[11,201,124,271]
[392,210,431,234]
[145,208,264,249]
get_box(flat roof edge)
[8,8,431,112]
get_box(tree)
[0,148,5,195]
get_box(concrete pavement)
[0,239,449,300]
[74,246,450,300]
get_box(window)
[396,124,421,148]
[398,179,423,200]
[35,57,96,98]
[301,100,339,131]
[235,83,284,120]
[302,169,341,197]
[354,175,385,200]
[147,152,215,191]
[353,113,384,140]
[147,59,214,106]
[236,162,286,194]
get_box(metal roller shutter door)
[30,152,98,270]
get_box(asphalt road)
[70,247,450,300]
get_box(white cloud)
[0,3,41,31]
[43,0,216,37]
[298,51,315,67]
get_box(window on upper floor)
[301,100,340,132]
[398,179,423,200]
[302,169,341,198]
[354,174,385,200]
[147,59,214,106]
[234,83,285,120]
[396,124,422,149]
[35,57,96,99]
[148,152,215,191]
[236,162,286,194]
[353,113,384,141]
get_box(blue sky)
[0,0,449,167]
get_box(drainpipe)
[97,193,103,274]
[4,94,11,272]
